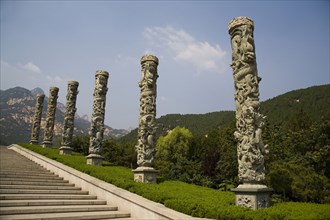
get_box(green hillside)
[261,84,330,126]
[121,84,330,141]
[73,84,330,205]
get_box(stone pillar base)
[59,146,72,155]
[231,184,273,210]
[30,140,39,145]
[133,167,158,183]
[86,154,104,166]
[42,141,53,148]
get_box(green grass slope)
[19,143,330,220]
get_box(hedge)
[19,144,330,220]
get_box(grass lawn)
[19,144,330,220]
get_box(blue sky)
[1,1,329,130]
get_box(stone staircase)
[0,147,132,220]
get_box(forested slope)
[261,84,330,126]
[121,84,330,141]
[72,84,330,204]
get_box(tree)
[155,127,194,180]
[267,161,329,203]
[71,135,89,155]
[215,122,238,185]
[103,139,136,168]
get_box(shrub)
[19,144,330,219]
[268,161,330,203]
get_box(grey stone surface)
[0,146,130,219]
[133,166,158,184]
[9,144,194,219]
[60,81,79,155]
[42,87,59,148]
[86,154,104,166]
[228,16,271,209]
[30,93,45,145]
[87,70,109,165]
[231,184,273,210]
[134,55,159,182]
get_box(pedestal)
[42,141,52,148]
[133,167,158,183]
[231,184,273,210]
[30,140,39,145]
[86,154,104,166]
[59,146,72,155]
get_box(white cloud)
[46,75,64,83]
[21,62,41,73]
[160,96,168,101]
[143,26,227,74]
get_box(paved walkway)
[0,146,132,220]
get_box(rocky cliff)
[0,87,129,145]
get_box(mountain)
[0,87,129,145]
[30,87,44,98]
[120,84,330,142]
[261,84,330,126]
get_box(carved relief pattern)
[228,17,268,184]
[136,55,159,167]
[30,94,45,144]
[89,71,109,155]
[237,195,253,209]
[43,87,59,144]
[61,81,79,147]
[257,195,269,208]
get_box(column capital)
[49,86,59,92]
[95,70,109,78]
[36,93,45,98]
[68,80,79,86]
[228,16,254,33]
[141,55,159,65]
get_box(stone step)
[0,180,74,186]
[0,170,54,175]
[0,166,46,170]
[0,185,81,190]
[0,177,69,183]
[0,204,118,215]
[0,147,133,220]
[0,184,81,190]
[0,172,57,177]
[0,199,107,207]
[0,194,97,200]
[104,219,136,220]
[0,174,63,180]
[0,189,89,194]
[0,210,130,220]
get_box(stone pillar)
[30,93,45,145]
[133,55,159,183]
[86,70,109,166]
[60,81,79,155]
[228,17,272,209]
[42,87,59,148]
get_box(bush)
[20,144,330,219]
[268,161,330,203]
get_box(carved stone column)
[60,81,79,155]
[228,17,272,209]
[30,93,45,145]
[42,87,59,148]
[86,70,109,165]
[133,55,159,183]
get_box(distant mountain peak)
[0,86,129,145]
[30,87,45,98]
[82,114,89,122]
